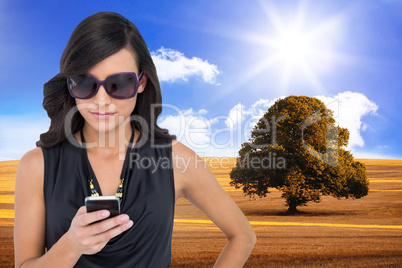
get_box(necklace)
[89,178,124,198]
[81,128,135,200]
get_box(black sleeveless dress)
[42,131,175,267]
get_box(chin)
[87,120,119,134]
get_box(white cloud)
[226,103,248,127]
[0,114,50,160]
[316,91,378,149]
[225,99,279,128]
[151,47,220,84]
[158,100,282,157]
[157,107,230,156]
[198,109,208,115]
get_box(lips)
[90,112,116,119]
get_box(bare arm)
[172,141,256,267]
[14,148,133,268]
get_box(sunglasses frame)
[67,71,144,100]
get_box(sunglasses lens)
[106,73,137,99]
[68,75,97,99]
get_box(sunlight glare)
[276,29,312,66]
[212,1,345,99]
[239,0,345,93]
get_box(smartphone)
[85,196,121,218]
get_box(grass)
[1,158,402,267]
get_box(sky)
[0,0,401,160]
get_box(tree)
[230,96,369,213]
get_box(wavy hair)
[37,12,175,147]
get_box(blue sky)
[1,0,401,160]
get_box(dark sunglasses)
[67,71,144,100]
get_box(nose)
[93,85,112,105]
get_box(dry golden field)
[1,158,402,267]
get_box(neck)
[81,123,133,157]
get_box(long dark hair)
[37,12,175,147]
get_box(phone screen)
[85,196,121,218]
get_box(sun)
[275,29,312,67]
[210,1,344,99]
[268,21,325,90]
[233,1,342,93]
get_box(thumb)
[76,206,87,216]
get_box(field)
[1,158,402,267]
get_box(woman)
[14,12,256,267]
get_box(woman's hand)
[65,206,133,256]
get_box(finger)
[79,210,110,226]
[87,214,131,236]
[91,219,134,244]
[76,206,87,216]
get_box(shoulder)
[171,140,211,199]
[171,140,206,171]
[171,140,194,157]
[16,147,44,194]
[17,147,44,174]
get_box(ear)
[137,72,148,94]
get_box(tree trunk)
[287,202,298,213]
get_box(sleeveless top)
[42,131,175,267]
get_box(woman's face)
[75,48,147,135]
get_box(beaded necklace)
[81,129,135,199]
[88,178,124,198]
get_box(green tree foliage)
[230,96,369,213]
